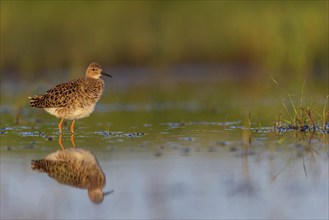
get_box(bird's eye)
[92,68,96,71]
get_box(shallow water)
[1,77,328,219]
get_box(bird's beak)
[101,71,112,78]
[103,190,114,196]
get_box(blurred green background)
[1,1,328,84]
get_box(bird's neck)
[85,76,103,84]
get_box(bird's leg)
[70,120,75,134]
[58,118,65,134]
[70,133,76,148]
[58,134,65,150]
[70,120,76,147]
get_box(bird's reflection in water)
[31,141,113,204]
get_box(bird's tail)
[28,96,45,108]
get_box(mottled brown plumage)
[28,62,111,133]
[31,148,110,204]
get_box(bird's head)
[85,62,112,79]
[88,188,113,204]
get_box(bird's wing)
[29,79,83,108]
[48,161,87,189]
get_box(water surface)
[1,75,328,219]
